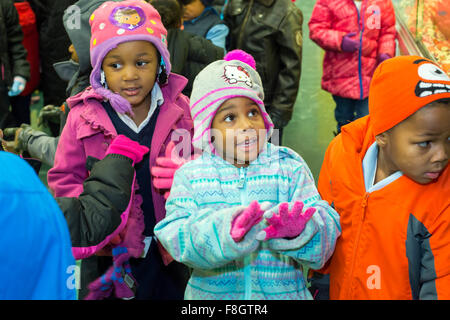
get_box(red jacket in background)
[14,1,39,96]
[308,0,396,100]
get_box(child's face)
[102,40,158,110]
[211,97,267,168]
[182,0,205,21]
[376,103,450,184]
[68,44,78,63]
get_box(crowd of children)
[0,0,449,301]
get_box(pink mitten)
[256,202,316,241]
[106,135,149,165]
[230,201,271,242]
[151,141,199,199]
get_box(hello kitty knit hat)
[190,50,274,153]
[89,0,171,114]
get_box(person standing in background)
[178,0,229,51]
[309,0,396,134]
[0,0,30,129]
[223,0,303,144]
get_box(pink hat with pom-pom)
[89,0,171,114]
[189,49,274,153]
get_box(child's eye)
[136,61,148,67]
[248,108,260,117]
[109,63,122,69]
[417,141,430,148]
[224,114,235,122]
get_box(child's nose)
[431,143,449,164]
[239,117,255,131]
[122,66,138,81]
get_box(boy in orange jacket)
[316,55,450,299]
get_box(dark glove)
[37,105,64,128]
[0,124,32,154]
[377,53,391,64]
[341,32,360,52]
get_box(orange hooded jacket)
[318,116,450,300]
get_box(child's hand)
[86,246,136,300]
[341,32,360,52]
[151,141,200,199]
[8,76,26,97]
[106,135,149,165]
[256,201,316,241]
[230,201,272,242]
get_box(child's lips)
[236,137,258,151]
[122,87,141,96]
[425,171,442,180]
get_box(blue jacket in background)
[0,152,76,300]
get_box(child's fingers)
[302,207,316,221]
[231,228,246,242]
[155,157,179,168]
[152,177,173,189]
[151,165,177,177]
[291,201,304,219]
[165,141,176,158]
[248,200,261,212]
[279,203,289,221]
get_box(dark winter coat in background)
[167,28,224,97]
[28,0,76,105]
[0,0,30,86]
[224,0,303,129]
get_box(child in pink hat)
[48,0,193,300]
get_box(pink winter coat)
[309,0,396,99]
[47,73,194,265]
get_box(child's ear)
[375,132,389,148]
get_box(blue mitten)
[8,76,27,97]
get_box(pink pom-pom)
[224,50,256,70]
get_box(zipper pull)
[361,193,369,221]
[237,167,245,189]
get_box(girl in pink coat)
[47,0,193,299]
[309,0,396,133]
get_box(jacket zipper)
[355,0,366,100]
[345,192,369,299]
[237,166,252,299]
[236,0,254,49]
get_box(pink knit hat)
[89,0,171,114]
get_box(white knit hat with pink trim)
[189,50,274,153]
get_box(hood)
[63,0,123,75]
[339,115,376,157]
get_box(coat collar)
[70,74,189,140]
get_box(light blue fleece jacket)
[154,143,341,300]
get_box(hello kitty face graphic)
[110,6,146,30]
[223,65,253,87]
